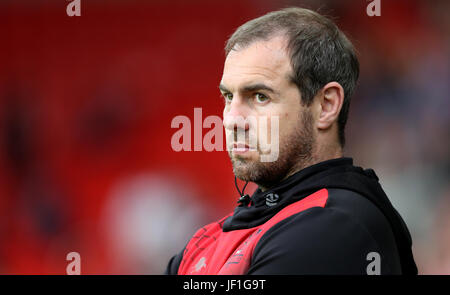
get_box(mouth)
[231,143,254,154]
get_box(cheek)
[255,112,289,146]
[278,111,300,140]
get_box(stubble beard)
[229,110,315,189]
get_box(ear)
[316,82,344,130]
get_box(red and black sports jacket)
[165,158,417,275]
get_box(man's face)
[220,35,316,187]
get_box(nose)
[223,97,250,132]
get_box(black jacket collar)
[250,157,354,207]
[223,157,354,231]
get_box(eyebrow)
[219,83,277,95]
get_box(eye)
[223,92,233,103]
[255,93,269,103]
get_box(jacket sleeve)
[247,207,389,275]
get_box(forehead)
[221,35,292,89]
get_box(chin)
[230,158,253,180]
[233,168,253,182]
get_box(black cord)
[235,176,251,206]
[234,176,248,196]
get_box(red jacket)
[178,189,328,275]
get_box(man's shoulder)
[289,188,400,258]
[324,188,397,250]
[270,188,395,238]
[248,188,402,274]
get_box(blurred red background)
[0,0,448,274]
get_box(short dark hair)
[225,7,359,147]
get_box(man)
[165,7,417,275]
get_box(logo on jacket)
[265,193,279,207]
[194,257,207,272]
